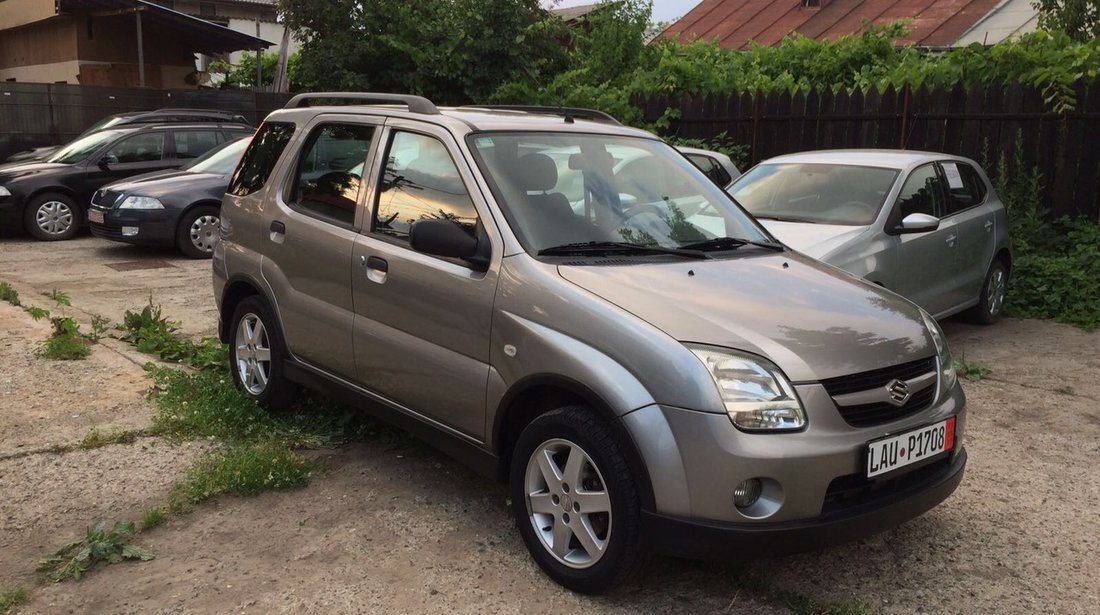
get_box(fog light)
[121,226,139,237]
[734,478,763,509]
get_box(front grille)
[821,457,951,516]
[833,385,936,427]
[820,356,938,427]
[820,356,936,396]
[92,189,122,208]
[89,222,124,240]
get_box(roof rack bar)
[458,105,622,125]
[284,92,440,115]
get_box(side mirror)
[409,219,488,271]
[896,212,940,234]
[98,154,118,170]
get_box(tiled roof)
[661,0,1008,49]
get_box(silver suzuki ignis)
[214,93,966,594]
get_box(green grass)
[167,440,315,513]
[36,325,91,360]
[78,426,139,450]
[0,282,20,306]
[141,507,167,530]
[953,357,993,382]
[36,522,153,583]
[121,300,227,369]
[0,587,30,614]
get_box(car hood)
[757,220,869,260]
[102,171,227,199]
[557,252,932,382]
[0,161,71,181]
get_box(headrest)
[517,153,558,192]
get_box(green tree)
[1033,0,1100,41]
[209,51,302,89]
[277,0,568,103]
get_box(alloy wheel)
[234,313,272,395]
[987,267,1005,317]
[524,438,612,569]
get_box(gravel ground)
[1,233,1097,614]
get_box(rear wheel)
[177,205,219,259]
[968,259,1007,325]
[228,296,297,409]
[24,193,79,241]
[509,406,643,594]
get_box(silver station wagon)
[213,94,967,593]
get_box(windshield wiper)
[679,237,785,253]
[538,241,709,259]
[753,214,816,224]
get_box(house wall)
[0,0,56,30]
[0,18,80,81]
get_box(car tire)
[177,205,220,259]
[968,259,1007,325]
[228,296,298,410]
[24,192,80,241]
[509,406,644,594]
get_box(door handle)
[946,234,956,246]
[364,255,388,284]
[984,220,993,232]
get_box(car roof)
[760,149,976,170]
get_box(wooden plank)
[876,85,899,149]
[957,81,985,157]
[860,86,881,148]
[978,83,1004,162]
[1075,82,1100,221]
[788,89,807,155]
[802,88,822,153]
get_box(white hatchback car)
[728,150,1011,323]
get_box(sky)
[547,0,702,24]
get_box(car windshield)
[184,136,251,175]
[76,115,131,139]
[467,133,771,255]
[46,129,129,164]
[730,163,900,226]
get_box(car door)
[888,163,959,316]
[168,128,223,165]
[939,160,995,309]
[259,117,381,380]
[351,123,497,440]
[77,130,173,202]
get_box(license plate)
[87,209,104,224]
[866,417,955,479]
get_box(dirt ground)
[1,234,1098,614]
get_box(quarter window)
[896,164,945,218]
[373,131,479,243]
[288,123,375,226]
[686,153,732,188]
[228,122,294,197]
[105,132,165,163]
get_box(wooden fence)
[636,80,1100,221]
[0,82,292,161]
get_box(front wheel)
[968,260,1007,325]
[24,192,80,241]
[177,205,220,259]
[509,406,643,594]
[228,296,297,409]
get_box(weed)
[954,357,993,382]
[141,507,166,530]
[78,426,138,450]
[168,440,314,511]
[0,282,19,306]
[44,289,70,306]
[27,289,91,360]
[1054,385,1075,395]
[121,300,228,369]
[36,521,153,583]
[0,586,31,613]
[26,306,49,321]
[88,314,111,342]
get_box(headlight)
[0,186,11,197]
[687,345,806,432]
[118,196,163,210]
[920,310,957,391]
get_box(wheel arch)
[995,247,1012,277]
[218,276,265,343]
[493,374,656,511]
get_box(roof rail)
[458,105,622,125]
[284,92,440,115]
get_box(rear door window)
[685,153,732,188]
[941,162,987,215]
[287,123,375,227]
[172,129,221,159]
[228,122,295,197]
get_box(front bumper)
[87,205,176,247]
[0,192,23,230]
[641,448,966,559]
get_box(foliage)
[78,426,138,450]
[0,282,19,306]
[988,142,1100,329]
[121,300,227,369]
[278,0,568,104]
[141,507,167,530]
[0,587,30,614]
[953,357,993,382]
[168,440,313,512]
[33,289,90,360]
[88,314,110,342]
[208,51,303,90]
[1033,0,1100,41]
[36,522,153,583]
[667,131,750,169]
